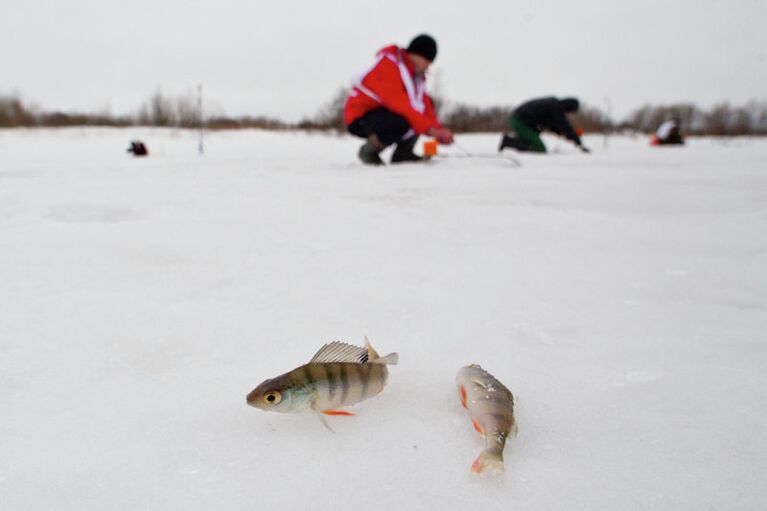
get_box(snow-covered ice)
[1,128,766,510]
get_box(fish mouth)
[246,391,261,408]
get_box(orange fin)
[472,419,484,436]
[322,410,355,416]
[471,450,504,474]
[459,386,468,409]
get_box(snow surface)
[1,128,766,510]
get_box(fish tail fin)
[364,336,399,365]
[373,352,398,365]
[471,448,504,474]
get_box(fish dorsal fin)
[310,341,369,364]
[364,336,380,360]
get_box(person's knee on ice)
[499,134,538,153]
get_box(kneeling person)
[499,96,589,154]
[344,34,453,165]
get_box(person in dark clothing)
[127,140,148,156]
[499,96,589,154]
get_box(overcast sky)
[2,0,766,121]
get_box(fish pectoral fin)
[459,386,468,409]
[322,410,356,416]
[315,411,335,432]
[311,401,335,432]
[472,419,485,437]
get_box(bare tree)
[571,105,612,133]
[303,87,348,131]
[0,94,36,127]
[175,91,199,128]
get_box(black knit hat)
[560,97,580,113]
[407,34,437,62]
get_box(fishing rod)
[444,140,523,167]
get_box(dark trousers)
[348,108,413,146]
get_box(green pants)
[508,115,546,153]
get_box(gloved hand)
[428,127,454,145]
[579,144,591,154]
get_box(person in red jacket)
[345,34,454,165]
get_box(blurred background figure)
[344,34,454,165]
[651,119,685,145]
[127,140,148,156]
[499,96,589,154]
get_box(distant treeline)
[2,91,767,136]
[623,101,767,135]
[0,92,293,131]
[434,101,767,135]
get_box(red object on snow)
[344,45,441,135]
[423,139,438,157]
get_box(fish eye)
[263,391,282,405]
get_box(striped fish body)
[456,364,517,473]
[247,339,398,426]
[265,361,389,412]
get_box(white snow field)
[1,128,766,510]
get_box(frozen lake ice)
[1,128,766,510]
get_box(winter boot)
[499,134,533,152]
[391,136,423,163]
[498,134,517,152]
[358,134,385,165]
